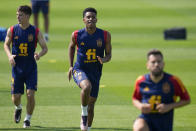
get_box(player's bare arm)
[132,99,152,114]
[4,28,16,67]
[156,99,190,114]
[34,31,48,60]
[97,32,112,64]
[68,32,76,81]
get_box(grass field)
[0,0,196,130]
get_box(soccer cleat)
[80,116,88,131]
[14,109,22,123]
[23,120,30,128]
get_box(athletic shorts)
[72,68,100,98]
[139,112,173,131]
[31,0,49,14]
[11,61,37,94]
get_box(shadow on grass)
[0,126,132,131]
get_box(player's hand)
[34,53,40,61]
[68,67,73,81]
[9,55,16,67]
[97,56,103,64]
[156,103,172,113]
[141,103,152,114]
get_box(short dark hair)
[147,49,163,60]
[17,5,32,16]
[83,7,97,18]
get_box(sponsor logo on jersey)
[162,82,170,94]
[80,42,85,46]
[144,86,150,92]
[14,36,18,39]
[96,39,102,47]
[28,34,34,42]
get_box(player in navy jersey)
[132,49,190,131]
[68,7,112,131]
[4,5,48,128]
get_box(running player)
[68,7,112,131]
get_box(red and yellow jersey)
[132,73,190,113]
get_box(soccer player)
[31,0,50,42]
[132,49,190,131]
[4,5,48,128]
[67,7,112,131]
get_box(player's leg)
[23,65,37,128]
[80,79,92,106]
[33,13,39,28]
[31,1,40,28]
[72,69,91,131]
[26,89,35,115]
[11,69,24,124]
[80,79,92,131]
[87,96,97,131]
[133,118,149,131]
[23,89,35,128]
[12,94,21,106]
[44,13,49,34]
[12,94,22,123]
[41,1,49,42]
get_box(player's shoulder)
[72,28,85,35]
[7,25,18,36]
[9,24,18,30]
[97,28,110,33]
[169,74,182,83]
[164,72,184,85]
[164,72,178,80]
[135,75,146,83]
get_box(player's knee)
[133,118,149,131]
[82,83,92,93]
[12,94,21,104]
[88,103,95,111]
[26,90,35,99]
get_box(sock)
[81,105,88,116]
[88,127,91,131]
[15,104,22,110]
[44,33,48,37]
[24,114,32,121]
[44,33,49,42]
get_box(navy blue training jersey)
[11,24,39,60]
[73,28,107,77]
[10,24,39,94]
[132,73,190,131]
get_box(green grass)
[0,0,196,130]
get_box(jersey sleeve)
[132,76,145,101]
[74,30,79,46]
[35,27,39,48]
[103,30,108,44]
[170,76,190,101]
[10,26,14,41]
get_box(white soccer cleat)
[80,116,88,131]
[23,120,30,128]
